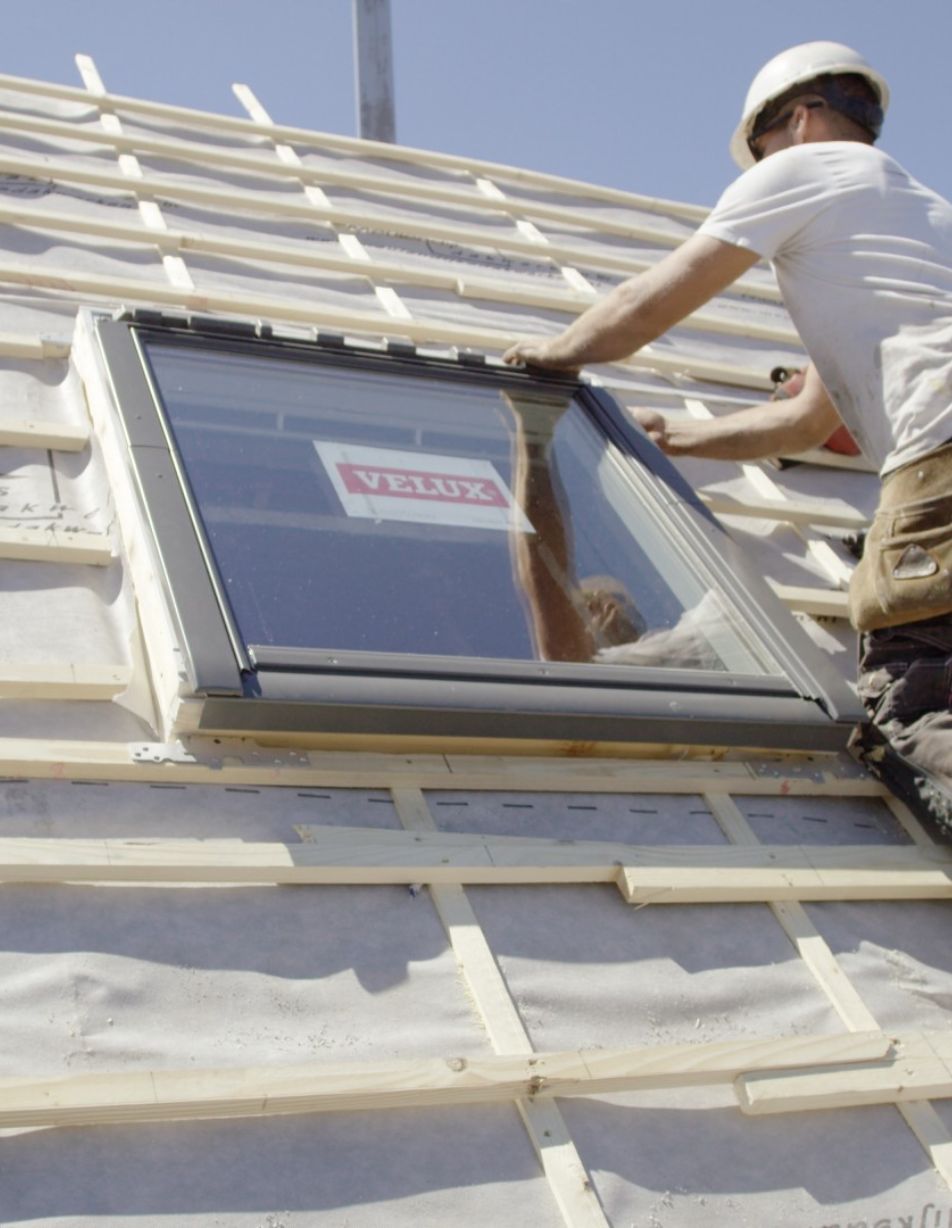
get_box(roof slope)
[0,60,948,1228]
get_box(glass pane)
[144,340,777,675]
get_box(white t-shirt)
[699,143,952,474]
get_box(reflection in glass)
[143,341,775,675]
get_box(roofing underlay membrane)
[0,64,948,1228]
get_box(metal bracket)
[132,738,318,772]
[131,741,203,767]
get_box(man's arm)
[505,393,596,663]
[633,362,842,460]
[503,234,760,369]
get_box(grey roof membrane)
[0,69,947,1228]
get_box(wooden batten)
[0,735,884,794]
[0,145,785,310]
[0,419,87,451]
[0,104,702,251]
[700,489,867,531]
[0,526,111,565]
[3,832,948,904]
[0,254,780,391]
[392,786,612,1228]
[0,1031,891,1129]
[0,67,710,223]
[737,1031,952,1115]
[0,664,131,701]
[0,190,792,347]
[706,790,952,1183]
[766,582,850,619]
[0,331,71,360]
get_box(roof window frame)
[93,309,862,752]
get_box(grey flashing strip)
[97,319,245,696]
[202,681,853,753]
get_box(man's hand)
[503,337,579,373]
[626,365,845,462]
[630,408,673,452]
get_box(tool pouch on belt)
[849,441,952,632]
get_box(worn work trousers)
[850,440,952,837]
[856,614,952,837]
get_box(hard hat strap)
[750,74,884,145]
[819,78,884,140]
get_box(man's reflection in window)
[505,390,727,671]
[506,390,645,662]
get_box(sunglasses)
[748,98,825,162]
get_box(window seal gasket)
[93,309,865,747]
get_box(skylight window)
[93,312,860,750]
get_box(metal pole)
[352,0,397,143]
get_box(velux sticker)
[315,441,533,533]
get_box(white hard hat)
[730,41,890,169]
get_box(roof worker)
[503,42,952,831]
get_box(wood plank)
[705,792,881,1032]
[781,446,877,473]
[440,755,750,785]
[231,83,416,334]
[0,104,701,253]
[391,787,612,1228]
[766,581,850,619]
[0,1031,891,1129]
[0,331,70,360]
[0,148,781,317]
[192,739,878,782]
[897,1102,952,1189]
[707,791,952,1187]
[0,418,88,451]
[884,794,937,848]
[737,1031,952,1115]
[686,399,858,601]
[0,196,454,288]
[75,53,195,294]
[11,88,712,228]
[458,274,793,341]
[390,795,535,1052]
[618,861,952,904]
[0,192,788,348]
[0,254,777,392]
[0,68,709,223]
[442,756,884,796]
[0,737,887,793]
[699,489,867,531]
[0,664,131,701]
[3,832,948,899]
[0,526,111,565]
[803,538,854,588]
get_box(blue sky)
[3,1,950,207]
